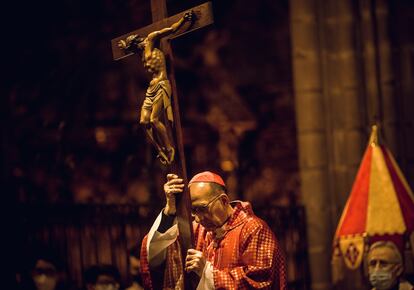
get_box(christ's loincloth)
[143,79,173,122]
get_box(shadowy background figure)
[19,247,73,290]
[126,245,143,290]
[83,264,122,290]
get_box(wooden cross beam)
[111,2,213,60]
[111,1,213,288]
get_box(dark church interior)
[5,0,414,289]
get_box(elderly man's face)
[190,182,228,231]
[368,246,403,289]
[368,247,399,272]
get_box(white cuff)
[197,261,214,290]
[146,210,178,267]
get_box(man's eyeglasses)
[191,194,222,216]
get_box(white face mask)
[33,274,58,290]
[369,270,396,290]
[95,284,119,290]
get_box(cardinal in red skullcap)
[139,171,287,289]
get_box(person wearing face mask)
[140,171,287,289]
[367,241,413,290]
[31,259,59,290]
[83,264,122,290]
[126,246,144,290]
[26,248,73,290]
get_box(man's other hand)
[185,249,206,277]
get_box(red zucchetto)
[188,171,226,187]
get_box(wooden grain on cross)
[111,2,213,60]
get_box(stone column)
[321,3,370,289]
[359,0,399,155]
[321,0,367,228]
[290,0,333,289]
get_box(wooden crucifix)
[111,1,213,288]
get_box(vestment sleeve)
[145,210,178,268]
[140,210,179,290]
[212,223,287,290]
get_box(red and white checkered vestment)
[141,201,287,290]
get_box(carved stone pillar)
[359,0,399,155]
[322,2,367,289]
[290,1,333,289]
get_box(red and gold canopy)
[333,126,414,273]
